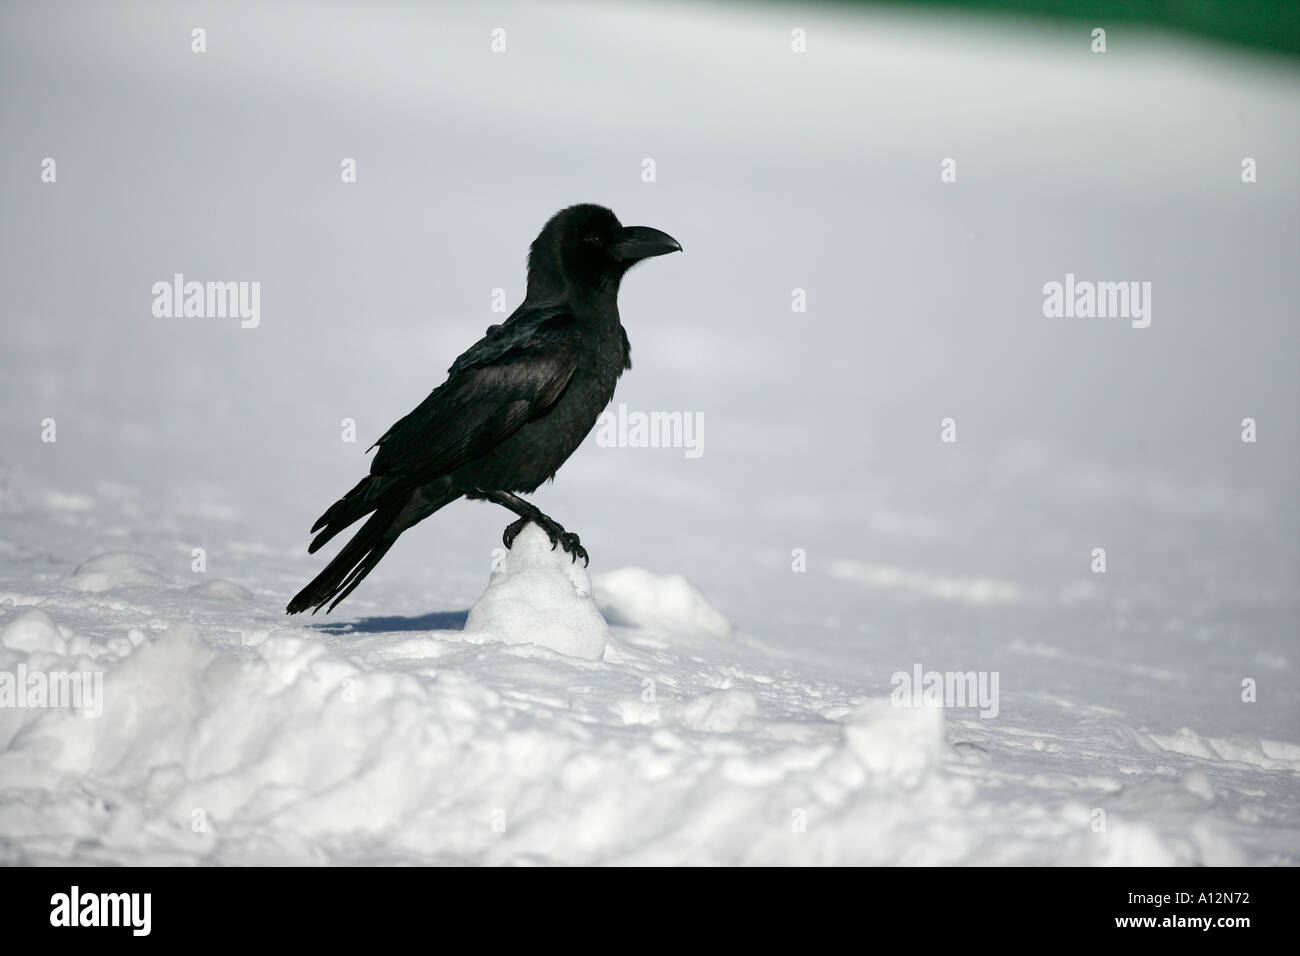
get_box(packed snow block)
[464,523,608,660]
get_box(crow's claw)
[502,516,530,550]
[502,517,589,566]
[558,532,588,567]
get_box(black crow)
[286,204,681,614]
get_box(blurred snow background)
[0,0,1296,864]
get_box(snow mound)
[0,600,1271,866]
[67,552,167,592]
[843,699,946,788]
[1,608,66,654]
[463,523,608,660]
[594,567,732,638]
[677,689,760,732]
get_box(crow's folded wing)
[366,306,580,480]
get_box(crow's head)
[528,204,680,296]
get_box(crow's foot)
[502,516,589,566]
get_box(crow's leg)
[468,489,589,566]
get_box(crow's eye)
[584,234,604,246]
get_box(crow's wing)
[366,306,581,480]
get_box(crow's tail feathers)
[307,474,395,554]
[286,503,405,615]
[287,480,463,615]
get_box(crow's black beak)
[610,226,682,262]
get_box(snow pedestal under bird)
[463,523,608,661]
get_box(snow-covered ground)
[1,0,1297,864]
